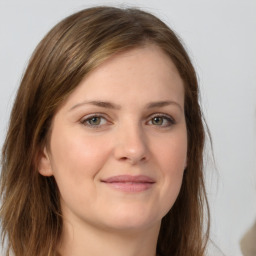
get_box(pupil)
[153,117,163,125]
[90,117,100,125]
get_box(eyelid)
[80,112,106,119]
[80,113,111,128]
[147,113,176,126]
[79,112,175,128]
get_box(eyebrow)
[146,101,182,111]
[69,100,182,111]
[69,101,121,111]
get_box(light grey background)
[0,0,255,255]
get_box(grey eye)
[82,115,108,127]
[148,114,175,127]
[152,116,164,125]
[87,117,101,125]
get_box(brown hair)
[0,6,209,256]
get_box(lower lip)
[103,182,154,192]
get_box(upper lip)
[101,175,155,183]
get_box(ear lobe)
[38,146,53,177]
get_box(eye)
[152,116,164,125]
[81,115,108,127]
[148,114,175,127]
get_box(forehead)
[62,44,184,109]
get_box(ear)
[38,146,53,177]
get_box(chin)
[101,210,161,232]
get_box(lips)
[101,175,155,192]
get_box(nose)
[113,123,148,165]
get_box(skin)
[39,44,187,256]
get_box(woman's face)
[39,44,187,232]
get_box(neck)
[57,217,160,256]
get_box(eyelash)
[80,113,176,129]
[80,114,109,128]
[147,113,176,127]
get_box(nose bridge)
[114,118,148,163]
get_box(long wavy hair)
[0,6,209,256]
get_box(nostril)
[118,155,147,164]
[120,157,128,161]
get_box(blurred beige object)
[240,221,256,256]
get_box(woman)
[0,6,209,256]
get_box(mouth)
[101,175,155,192]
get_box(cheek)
[152,129,187,212]
[48,129,113,215]
[154,128,187,173]
[159,141,186,190]
[49,128,111,186]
